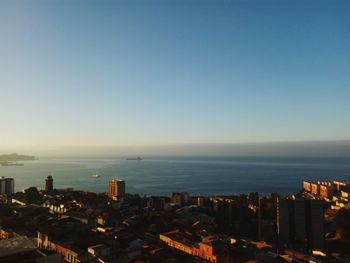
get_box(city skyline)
[1,0,350,150]
[1,1,350,262]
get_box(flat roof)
[0,236,36,257]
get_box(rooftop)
[0,236,36,257]
[160,229,197,248]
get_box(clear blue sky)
[0,0,349,149]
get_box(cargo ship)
[126,157,142,161]
[1,161,24,166]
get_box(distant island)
[0,153,37,166]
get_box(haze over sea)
[1,155,350,196]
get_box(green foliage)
[1,215,25,229]
[148,223,158,233]
[0,205,13,218]
[24,187,41,203]
[33,214,48,226]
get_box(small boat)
[126,157,142,161]
[91,174,101,178]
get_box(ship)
[91,174,101,178]
[126,157,142,161]
[1,161,24,166]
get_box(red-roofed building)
[159,229,232,263]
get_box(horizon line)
[1,138,350,150]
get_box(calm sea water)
[1,156,350,196]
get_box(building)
[0,236,37,262]
[107,179,125,200]
[212,197,250,230]
[341,190,350,202]
[319,182,334,199]
[43,200,68,214]
[0,177,14,195]
[37,218,102,263]
[171,192,189,206]
[303,181,346,200]
[333,181,350,192]
[37,231,80,263]
[45,175,53,192]
[303,181,311,192]
[277,197,324,249]
[311,183,320,196]
[197,196,209,206]
[147,196,170,211]
[159,229,231,263]
[87,244,110,262]
[332,190,350,209]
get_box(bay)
[1,156,350,196]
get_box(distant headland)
[0,153,37,166]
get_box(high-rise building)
[0,177,14,195]
[277,197,324,249]
[171,192,189,206]
[108,179,125,200]
[212,197,250,230]
[197,196,209,206]
[303,181,311,192]
[148,196,170,211]
[311,183,320,195]
[45,175,53,192]
[319,183,334,199]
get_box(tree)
[0,205,13,217]
[24,187,41,203]
[148,223,158,233]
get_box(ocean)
[1,156,350,196]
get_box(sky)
[0,0,349,151]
